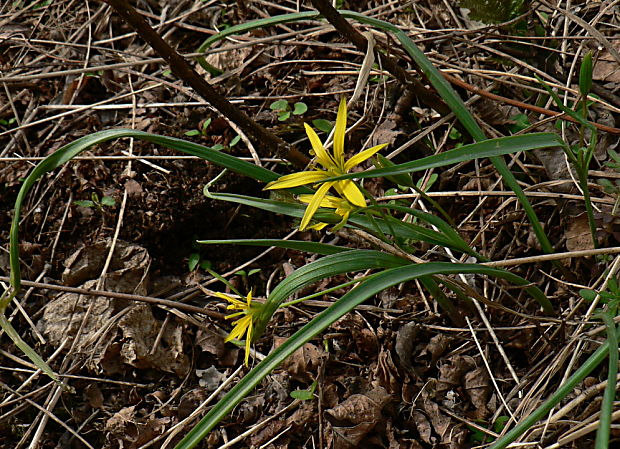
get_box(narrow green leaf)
[490,326,620,449]
[197,239,351,255]
[324,133,562,181]
[196,11,321,74]
[595,312,618,448]
[579,51,593,97]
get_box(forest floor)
[1,1,620,448]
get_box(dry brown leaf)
[464,366,491,419]
[329,421,376,449]
[593,42,620,83]
[325,385,391,448]
[195,324,226,357]
[370,119,402,148]
[62,239,149,291]
[118,304,190,376]
[177,388,209,419]
[372,348,401,395]
[411,410,432,444]
[38,279,115,347]
[286,400,315,429]
[273,337,326,382]
[196,366,226,391]
[436,355,475,393]
[565,213,594,251]
[395,322,418,372]
[422,399,452,441]
[84,383,104,409]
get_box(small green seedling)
[188,252,212,272]
[290,380,317,400]
[270,100,307,121]
[508,113,531,133]
[74,192,116,212]
[0,117,16,128]
[185,118,212,137]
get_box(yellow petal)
[299,182,334,231]
[225,311,245,320]
[304,123,335,170]
[307,222,329,230]
[333,97,347,169]
[344,143,387,172]
[225,315,252,342]
[214,291,235,303]
[337,180,366,207]
[298,193,340,208]
[265,171,330,189]
[244,322,253,366]
[246,290,252,306]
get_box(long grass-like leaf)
[207,192,481,254]
[369,204,483,259]
[253,249,409,338]
[340,10,555,254]
[4,130,279,384]
[197,239,351,255]
[324,133,562,181]
[174,261,549,449]
[595,312,618,448]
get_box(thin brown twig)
[0,276,224,319]
[100,0,309,168]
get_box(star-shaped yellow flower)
[298,193,356,231]
[265,97,387,230]
[214,290,259,366]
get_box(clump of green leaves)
[185,118,212,137]
[74,192,116,212]
[270,100,308,121]
[0,117,16,128]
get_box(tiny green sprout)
[579,51,593,97]
[508,113,531,134]
[188,252,212,271]
[188,252,201,271]
[185,118,212,137]
[290,380,317,400]
[448,127,462,140]
[270,100,307,122]
[0,117,17,128]
[74,192,116,211]
[230,135,241,147]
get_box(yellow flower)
[265,97,387,230]
[298,193,356,231]
[214,290,259,366]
